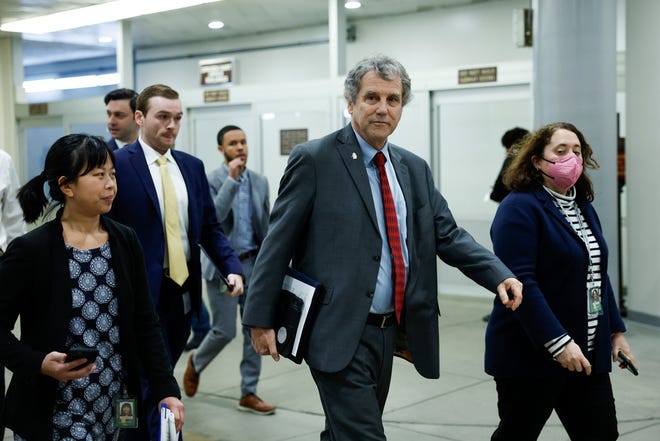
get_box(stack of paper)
[159,404,178,441]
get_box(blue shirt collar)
[351,127,391,167]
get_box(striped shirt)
[543,186,601,357]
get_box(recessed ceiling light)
[208,20,224,30]
[0,0,223,34]
[98,36,113,43]
[344,1,362,9]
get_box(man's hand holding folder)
[250,267,323,364]
[251,326,280,361]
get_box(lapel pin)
[351,152,357,160]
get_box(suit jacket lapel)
[537,189,592,253]
[336,126,380,232]
[127,142,161,217]
[171,150,195,238]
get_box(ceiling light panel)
[1,0,223,34]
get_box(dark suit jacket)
[0,213,179,439]
[243,124,513,378]
[108,141,242,312]
[486,188,626,378]
[201,166,270,281]
[106,137,119,151]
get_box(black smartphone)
[617,351,638,376]
[66,346,99,370]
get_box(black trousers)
[310,323,395,441]
[491,373,618,441]
[1,364,4,438]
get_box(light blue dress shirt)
[353,130,409,314]
[223,164,258,255]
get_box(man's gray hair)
[344,54,412,106]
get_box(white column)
[533,0,620,303]
[117,20,135,88]
[0,38,18,161]
[328,0,346,78]
[624,0,660,325]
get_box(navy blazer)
[106,137,119,151]
[486,187,626,378]
[244,124,513,378]
[108,141,242,311]
[0,213,180,439]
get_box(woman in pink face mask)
[533,127,584,193]
[485,122,635,440]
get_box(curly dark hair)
[503,122,599,201]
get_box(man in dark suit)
[104,88,139,151]
[243,55,523,441]
[108,83,244,439]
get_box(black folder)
[275,267,323,364]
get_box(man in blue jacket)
[108,84,244,439]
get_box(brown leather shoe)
[183,352,200,397]
[237,393,276,415]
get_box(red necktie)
[373,152,405,323]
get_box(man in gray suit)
[243,55,523,440]
[183,125,275,414]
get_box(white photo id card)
[587,282,603,316]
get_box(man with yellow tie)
[108,84,244,440]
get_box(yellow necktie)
[156,156,189,286]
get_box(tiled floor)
[4,294,659,440]
[174,295,660,441]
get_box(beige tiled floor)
[4,294,659,440]
[176,295,660,441]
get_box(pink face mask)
[541,153,583,190]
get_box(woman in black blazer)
[486,122,635,440]
[0,134,184,439]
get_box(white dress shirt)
[139,138,191,263]
[0,150,26,252]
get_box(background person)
[0,148,26,439]
[0,134,183,440]
[108,84,244,439]
[243,54,522,441]
[486,122,634,440]
[489,126,529,203]
[183,125,274,414]
[104,88,140,151]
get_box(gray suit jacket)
[201,166,270,281]
[243,124,513,378]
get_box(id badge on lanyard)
[587,280,603,316]
[114,383,138,429]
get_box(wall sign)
[29,103,48,115]
[280,129,308,155]
[458,67,497,84]
[200,57,234,85]
[203,89,230,103]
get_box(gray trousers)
[310,323,395,441]
[193,256,261,397]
